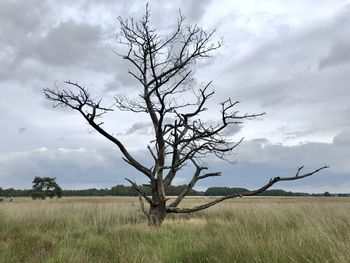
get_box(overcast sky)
[1,0,349,192]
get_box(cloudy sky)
[1,0,349,192]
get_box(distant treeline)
[0,185,349,197]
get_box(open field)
[0,196,349,262]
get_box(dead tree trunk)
[149,198,167,227]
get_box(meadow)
[0,196,349,263]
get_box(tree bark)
[148,195,167,227]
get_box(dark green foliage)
[324,191,331,197]
[0,187,31,197]
[166,185,199,196]
[111,185,140,196]
[204,187,340,197]
[31,177,63,200]
[63,184,200,197]
[205,187,249,196]
[259,189,304,196]
[2,184,348,197]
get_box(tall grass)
[0,196,349,262]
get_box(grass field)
[0,196,349,262]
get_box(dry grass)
[0,196,349,262]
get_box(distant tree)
[323,191,331,197]
[259,189,293,196]
[166,184,198,196]
[205,187,248,196]
[44,6,329,226]
[31,177,62,200]
[0,187,3,203]
[5,188,15,197]
[111,185,134,196]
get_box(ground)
[0,196,349,262]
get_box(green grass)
[0,196,349,262]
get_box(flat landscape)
[0,196,349,263]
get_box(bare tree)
[44,6,328,227]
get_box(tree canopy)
[31,177,63,200]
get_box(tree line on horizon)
[0,185,348,198]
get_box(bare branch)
[125,178,153,204]
[167,166,330,213]
[168,158,221,207]
[197,172,221,180]
[138,193,150,220]
[44,82,153,180]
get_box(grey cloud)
[251,138,269,144]
[124,118,174,135]
[236,134,350,174]
[333,131,350,145]
[319,38,350,69]
[222,3,350,94]
[284,130,313,139]
[0,135,348,192]
[59,0,211,25]
[221,123,242,136]
[210,4,350,143]
[0,147,151,189]
[260,95,286,108]
[1,9,119,83]
[104,62,140,93]
[152,133,348,192]
[193,132,350,192]
[18,127,26,134]
[179,0,212,22]
[125,122,153,135]
[261,95,315,109]
[0,0,212,84]
[142,0,212,28]
[199,160,347,193]
[33,20,104,67]
[0,0,49,81]
[0,0,48,44]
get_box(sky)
[1,0,349,192]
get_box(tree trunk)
[148,200,167,227]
